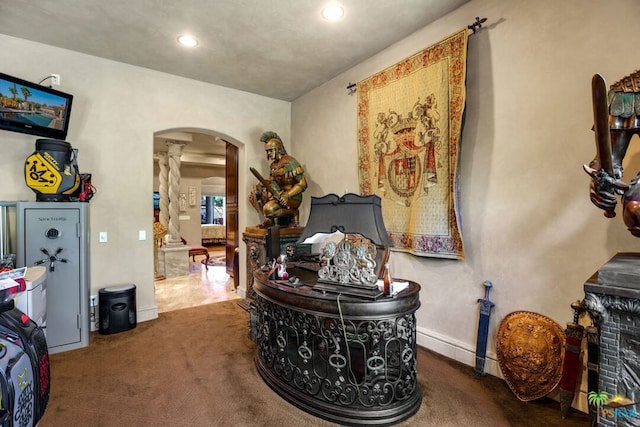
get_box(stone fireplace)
[584,252,640,427]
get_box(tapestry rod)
[346,17,488,95]
[467,17,487,34]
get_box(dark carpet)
[38,300,590,426]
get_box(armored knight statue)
[250,131,307,227]
[585,70,640,237]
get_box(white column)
[156,152,169,227]
[166,140,186,247]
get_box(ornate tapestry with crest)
[356,29,468,259]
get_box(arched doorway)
[152,129,240,312]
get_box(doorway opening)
[152,129,240,313]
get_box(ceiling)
[154,132,227,179]
[0,0,469,102]
[0,1,469,175]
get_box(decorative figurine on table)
[249,131,308,228]
[584,70,640,237]
[276,253,289,279]
[317,236,379,287]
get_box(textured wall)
[291,0,640,384]
[0,34,291,321]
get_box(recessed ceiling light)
[177,35,199,47]
[321,4,344,21]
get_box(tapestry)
[356,29,468,259]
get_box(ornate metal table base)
[253,275,421,426]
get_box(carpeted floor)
[38,300,590,426]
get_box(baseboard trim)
[416,325,501,378]
[416,326,588,414]
[137,305,159,323]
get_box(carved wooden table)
[253,267,422,426]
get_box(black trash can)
[99,284,137,335]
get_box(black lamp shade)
[297,193,393,247]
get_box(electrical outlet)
[50,73,60,85]
[99,231,107,243]
[139,230,146,241]
[90,295,98,326]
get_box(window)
[201,196,225,225]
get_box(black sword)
[474,280,495,376]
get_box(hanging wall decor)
[188,186,197,206]
[357,28,468,259]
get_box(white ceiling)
[1,0,471,176]
[0,0,469,102]
[153,132,227,179]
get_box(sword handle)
[482,280,493,300]
[571,300,584,324]
[477,281,495,313]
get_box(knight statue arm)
[275,163,307,208]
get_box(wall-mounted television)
[0,72,73,140]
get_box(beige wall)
[292,0,640,385]
[0,33,291,322]
[178,177,202,245]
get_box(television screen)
[0,72,73,140]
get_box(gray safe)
[16,202,90,354]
